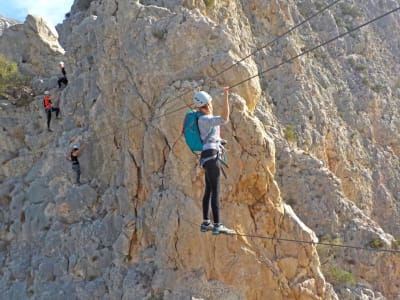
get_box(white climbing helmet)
[59,61,64,66]
[44,91,49,95]
[73,144,79,149]
[193,91,212,107]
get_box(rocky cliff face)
[1,1,400,299]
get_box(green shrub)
[362,77,370,87]
[347,58,367,72]
[149,293,164,300]
[371,84,385,93]
[314,0,325,10]
[392,240,400,250]
[369,238,384,248]
[204,0,215,8]
[0,54,28,96]
[328,265,356,285]
[339,3,362,18]
[317,237,356,286]
[313,50,325,60]
[284,125,297,143]
[0,54,19,93]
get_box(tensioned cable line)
[180,217,400,254]
[120,196,398,256]
[210,0,342,79]
[153,5,400,123]
[150,0,342,110]
[83,0,343,143]
[230,5,400,89]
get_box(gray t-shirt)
[198,114,228,151]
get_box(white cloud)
[12,0,74,26]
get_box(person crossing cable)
[195,87,235,235]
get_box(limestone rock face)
[1,1,400,300]
[0,15,65,76]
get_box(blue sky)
[0,0,74,26]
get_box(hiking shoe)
[48,128,53,132]
[200,221,213,232]
[212,223,235,235]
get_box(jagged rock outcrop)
[0,15,65,77]
[1,1,400,300]
[0,15,20,36]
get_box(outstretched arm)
[77,143,85,155]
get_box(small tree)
[0,53,18,93]
[284,124,297,143]
[0,53,19,94]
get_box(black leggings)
[72,163,81,184]
[201,150,220,224]
[58,77,68,88]
[45,109,51,128]
[52,107,60,117]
